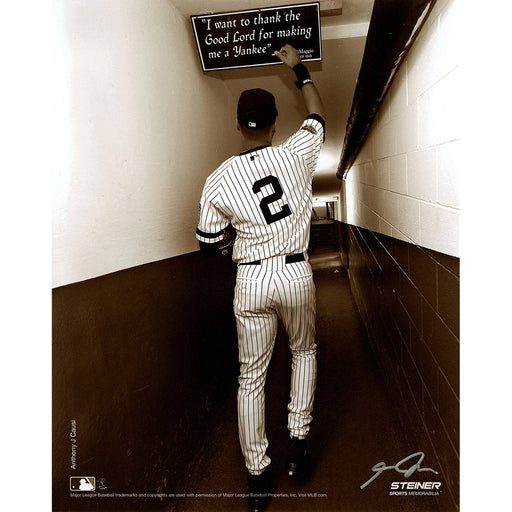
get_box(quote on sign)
[191,3,322,71]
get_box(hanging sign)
[191,2,322,72]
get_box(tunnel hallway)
[52,1,461,510]
[168,247,441,512]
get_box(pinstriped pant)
[233,256,317,475]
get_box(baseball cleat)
[286,436,311,479]
[247,465,272,512]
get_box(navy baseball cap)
[237,89,278,129]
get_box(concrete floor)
[168,248,440,512]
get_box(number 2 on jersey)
[252,175,292,225]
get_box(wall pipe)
[337,0,437,179]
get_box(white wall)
[342,0,460,257]
[53,0,239,287]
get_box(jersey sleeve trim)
[304,114,326,142]
[196,227,225,243]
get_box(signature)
[360,452,438,489]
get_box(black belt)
[239,253,306,266]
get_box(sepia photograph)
[14,0,502,511]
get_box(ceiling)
[172,0,375,199]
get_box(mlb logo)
[69,476,96,491]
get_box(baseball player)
[196,44,325,512]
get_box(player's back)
[220,144,313,262]
[197,115,324,264]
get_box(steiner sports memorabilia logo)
[389,480,442,496]
[360,451,442,496]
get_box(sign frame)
[191,2,322,72]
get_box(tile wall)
[342,0,460,258]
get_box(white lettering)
[205,33,230,45]
[70,443,77,469]
[214,19,237,29]
[233,29,256,43]
[276,25,312,40]
[233,44,270,58]
[258,28,273,41]
[253,12,281,24]
[390,481,442,490]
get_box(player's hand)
[274,44,301,68]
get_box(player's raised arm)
[274,44,325,119]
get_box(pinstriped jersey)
[196,115,324,263]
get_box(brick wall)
[339,0,460,509]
